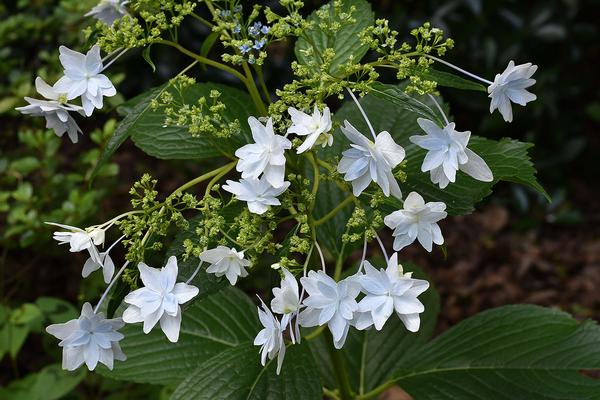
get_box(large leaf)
[0,364,85,400]
[98,287,260,385]
[92,82,256,179]
[384,305,600,400]
[418,68,487,92]
[171,342,322,400]
[341,262,440,395]
[331,85,549,215]
[295,0,374,77]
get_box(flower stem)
[325,330,354,400]
[346,88,377,141]
[171,161,236,196]
[242,61,268,115]
[427,93,449,125]
[426,55,493,85]
[94,261,130,314]
[314,196,355,226]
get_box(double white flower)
[337,121,405,198]
[199,246,251,285]
[48,223,117,283]
[235,117,292,188]
[409,118,493,189]
[86,0,129,25]
[384,191,447,252]
[254,299,286,375]
[122,257,199,342]
[16,78,84,143]
[355,253,429,332]
[222,176,290,215]
[287,106,333,153]
[299,271,361,349]
[46,302,126,371]
[54,45,116,116]
[488,61,538,123]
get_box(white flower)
[85,0,129,25]
[488,60,537,123]
[271,268,300,315]
[337,121,405,198]
[299,271,361,349]
[355,253,429,332]
[254,299,286,375]
[46,302,126,371]
[409,118,493,189]
[16,77,84,143]
[48,223,116,283]
[287,106,333,153]
[199,246,251,285]
[54,45,117,116]
[383,192,447,252]
[122,257,199,342]
[235,117,292,188]
[222,176,290,215]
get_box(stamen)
[426,55,493,86]
[346,88,377,141]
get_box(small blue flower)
[261,25,270,35]
[233,5,243,13]
[238,44,251,54]
[219,10,231,18]
[248,55,256,65]
[248,21,262,37]
[233,25,241,34]
[253,39,266,50]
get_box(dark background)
[1,0,599,396]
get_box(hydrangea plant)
[18,0,600,399]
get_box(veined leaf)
[418,67,488,92]
[295,0,374,77]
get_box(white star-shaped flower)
[355,253,429,332]
[47,222,117,283]
[235,117,292,188]
[46,302,126,371]
[409,118,493,189]
[337,120,405,198]
[383,191,447,252]
[254,299,286,375]
[287,106,333,153]
[85,0,129,25]
[488,60,537,123]
[54,45,116,116]
[122,257,199,342]
[222,176,290,215]
[16,77,84,143]
[271,267,301,343]
[299,271,361,349]
[199,246,251,285]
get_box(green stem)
[242,62,268,115]
[354,381,395,400]
[325,330,354,400]
[170,161,236,197]
[314,195,355,226]
[190,12,214,27]
[324,387,341,400]
[254,65,271,105]
[156,39,247,82]
[333,242,346,281]
[306,152,321,212]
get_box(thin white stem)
[426,55,493,86]
[314,241,327,272]
[101,48,123,63]
[374,232,389,262]
[186,260,204,285]
[357,233,368,273]
[94,261,130,314]
[102,48,128,71]
[105,235,125,254]
[428,94,450,126]
[346,88,377,141]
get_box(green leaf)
[340,262,440,395]
[384,305,600,400]
[199,32,220,72]
[0,364,85,400]
[295,0,374,77]
[90,82,256,181]
[129,83,256,160]
[313,179,354,258]
[369,82,444,125]
[333,85,549,215]
[142,45,157,73]
[98,287,259,385]
[418,68,487,92]
[171,342,322,400]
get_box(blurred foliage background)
[0,0,598,398]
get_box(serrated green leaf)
[295,0,374,77]
[383,305,600,400]
[171,342,322,400]
[97,287,260,385]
